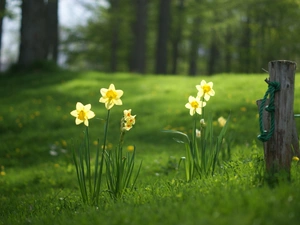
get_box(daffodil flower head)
[122,109,136,131]
[196,80,215,101]
[292,156,299,162]
[126,115,136,125]
[123,116,136,130]
[70,102,95,126]
[200,119,205,125]
[196,129,201,138]
[185,96,206,116]
[123,122,134,131]
[218,116,227,127]
[123,109,132,119]
[99,84,123,110]
[127,145,135,152]
[200,119,206,128]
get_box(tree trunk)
[0,0,6,71]
[155,0,171,74]
[188,17,200,76]
[207,29,220,75]
[46,0,59,63]
[130,0,148,74]
[18,0,47,67]
[171,0,184,75]
[224,26,232,73]
[239,14,251,73]
[109,0,120,72]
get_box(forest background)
[0,0,300,75]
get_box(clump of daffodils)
[185,80,214,116]
[70,83,141,205]
[122,109,136,131]
[165,80,229,182]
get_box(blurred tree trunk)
[171,0,184,75]
[46,0,59,63]
[207,29,220,75]
[130,0,148,74]
[188,16,200,76]
[224,26,232,73]
[0,0,6,71]
[18,0,47,67]
[109,0,120,72]
[239,13,251,73]
[155,0,171,74]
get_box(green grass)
[1,70,300,225]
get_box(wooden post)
[257,60,297,184]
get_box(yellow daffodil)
[127,145,135,152]
[218,116,227,127]
[123,117,136,131]
[126,115,136,125]
[122,109,136,131]
[99,84,123,110]
[70,102,95,126]
[124,109,132,119]
[196,80,215,101]
[292,156,299,161]
[123,122,133,131]
[185,96,206,116]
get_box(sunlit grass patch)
[1,71,300,225]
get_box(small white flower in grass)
[200,119,206,127]
[196,129,201,138]
[185,96,206,116]
[49,150,58,156]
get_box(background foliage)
[1,0,300,74]
[61,0,300,74]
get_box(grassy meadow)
[1,70,300,225]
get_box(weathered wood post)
[257,60,298,184]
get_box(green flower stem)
[84,127,92,202]
[192,115,197,156]
[73,143,87,203]
[94,109,111,205]
[102,109,111,154]
[105,119,141,199]
[200,97,206,175]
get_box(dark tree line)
[62,0,300,75]
[1,0,300,75]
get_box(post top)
[269,60,296,65]
[269,60,297,71]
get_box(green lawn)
[1,70,300,225]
